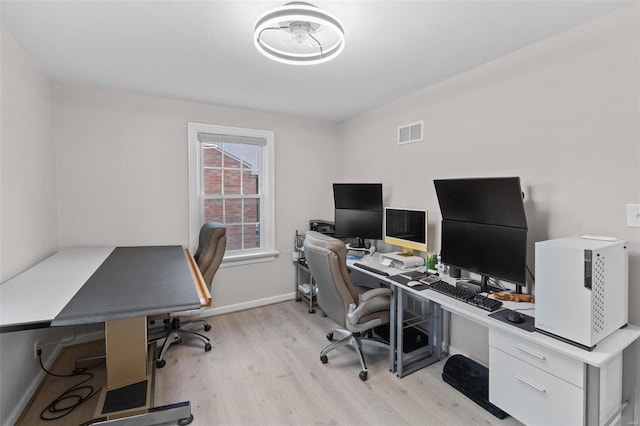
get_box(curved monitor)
[384,208,428,254]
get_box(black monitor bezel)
[434,177,528,288]
[332,183,383,242]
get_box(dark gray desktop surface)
[52,245,201,326]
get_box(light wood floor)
[19,300,523,425]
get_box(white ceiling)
[0,1,631,122]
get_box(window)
[188,123,277,265]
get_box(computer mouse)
[407,281,422,287]
[506,310,525,324]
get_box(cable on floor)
[37,350,102,421]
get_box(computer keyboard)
[352,262,390,277]
[428,281,503,312]
[467,294,504,312]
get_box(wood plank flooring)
[19,300,523,425]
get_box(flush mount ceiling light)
[254,2,345,65]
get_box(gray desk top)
[52,246,201,326]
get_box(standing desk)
[0,245,209,425]
[389,275,640,426]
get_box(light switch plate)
[627,203,640,227]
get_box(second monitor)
[382,207,427,269]
[333,183,383,248]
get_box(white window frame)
[188,122,278,266]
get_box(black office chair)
[153,222,226,368]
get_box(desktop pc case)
[535,236,628,350]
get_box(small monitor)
[384,208,428,254]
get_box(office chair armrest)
[359,287,392,303]
[347,288,391,329]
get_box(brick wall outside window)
[202,145,260,251]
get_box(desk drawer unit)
[489,329,584,387]
[489,329,586,426]
[489,347,584,426]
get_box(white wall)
[0,30,60,425]
[338,3,640,411]
[53,85,340,310]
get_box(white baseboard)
[198,292,296,317]
[6,344,62,426]
[4,330,106,426]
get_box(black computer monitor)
[434,177,528,291]
[333,183,383,247]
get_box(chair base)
[320,327,389,381]
[150,318,212,368]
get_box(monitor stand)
[346,238,376,256]
[472,275,504,294]
[349,237,368,249]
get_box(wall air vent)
[397,121,424,145]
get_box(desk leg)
[621,342,636,426]
[106,317,148,389]
[396,296,443,378]
[90,402,193,425]
[396,287,405,378]
[585,364,600,426]
[429,301,443,361]
[97,317,194,425]
[586,342,636,426]
[389,285,397,372]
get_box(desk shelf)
[294,231,316,313]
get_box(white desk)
[0,247,115,331]
[389,276,640,426]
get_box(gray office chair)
[303,231,391,381]
[154,222,226,368]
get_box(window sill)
[221,250,280,267]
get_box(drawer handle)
[513,344,546,360]
[516,376,547,393]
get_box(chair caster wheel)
[156,359,166,369]
[204,343,212,352]
[320,355,328,364]
[178,414,194,425]
[359,371,368,381]
[326,332,333,341]
[204,324,212,332]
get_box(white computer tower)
[535,236,628,350]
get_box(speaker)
[442,354,508,419]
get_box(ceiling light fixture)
[254,2,345,65]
